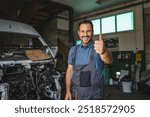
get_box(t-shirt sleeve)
[68,46,75,65]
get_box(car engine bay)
[0,20,64,100]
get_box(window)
[116,12,134,32]
[101,16,116,34]
[92,19,100,35]
[91,11,134,34]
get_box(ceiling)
[51,0,136,16]
[0,0,147,30]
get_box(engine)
[0,60,63,100]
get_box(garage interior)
[0,0,150,100]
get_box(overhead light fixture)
[96,0,101,4]
[96,0,108,5]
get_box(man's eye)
[80,30,92,33]
[87,30,92,33]
[80,31,84,33]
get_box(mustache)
[83,36,89,38]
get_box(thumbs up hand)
[94,34,106,55]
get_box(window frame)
[91,11,134,35]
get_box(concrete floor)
[61,85,150,100]
[104,85,150,100]
[60,77,150,100]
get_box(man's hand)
[94,34,106,55]
[65,91,72,100]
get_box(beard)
[81,36,92,45]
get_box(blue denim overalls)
[71,45,103,100]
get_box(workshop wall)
[41,19,57,46]
[41,17,71,47]
[103,50,145,85]
[144,4,150,70]
[74,5,144,51]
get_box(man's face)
[78,23,93,46]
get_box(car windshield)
[0,32,43,52]
[0,32,47,60]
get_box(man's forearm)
[100,49,113,64]
[65,64,73,94]
[65,67,72,93]
[66,74,71,93]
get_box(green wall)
[103,51,145,85]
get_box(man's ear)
[92,30,94,35]
[78,30,80,35]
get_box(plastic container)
[122,81,132,93]
[109,78,113,85]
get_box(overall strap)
[72,45,79,65]
[90,46,95,61]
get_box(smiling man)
[65,20,112,100]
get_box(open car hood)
[0,19,57,63]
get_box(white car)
[0,19,61,100]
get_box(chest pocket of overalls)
[80,70,91,87]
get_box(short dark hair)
[78,20,93,31]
